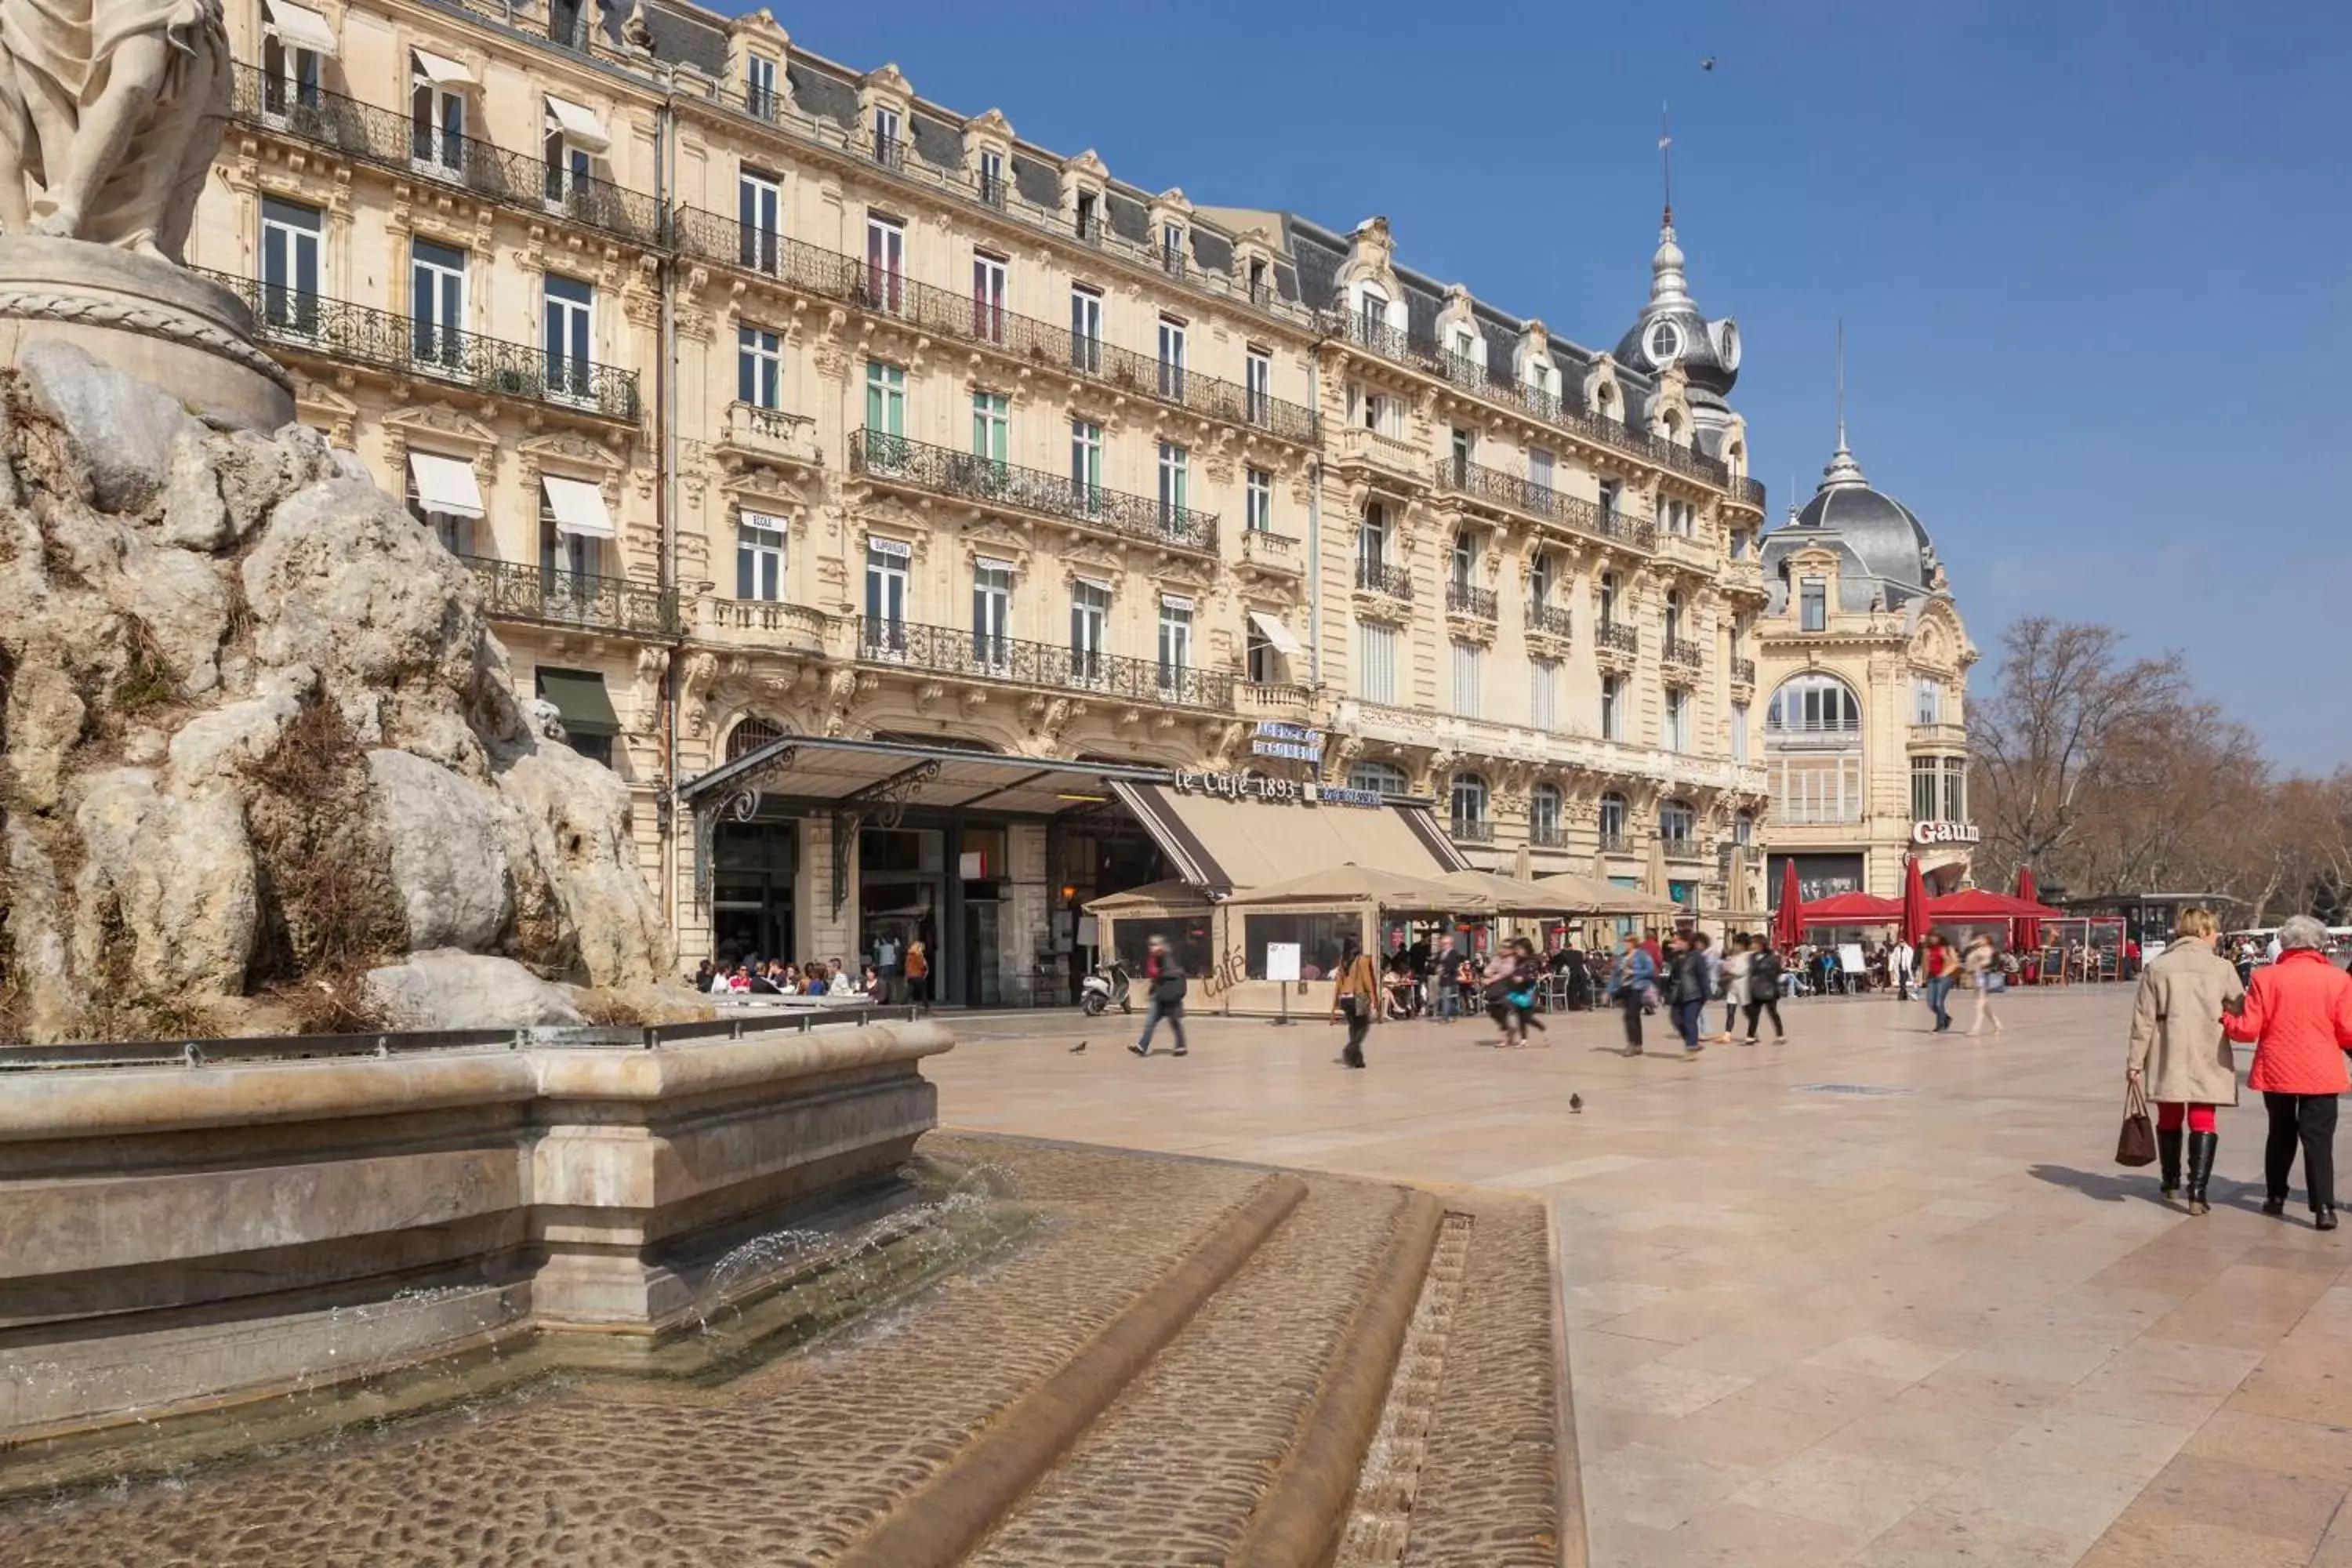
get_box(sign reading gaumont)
[1911,820,1982,847]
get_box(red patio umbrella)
[1900,855,1933,946]
[2013,866,2044,953]
[1798,891,1904,925]
[1927,887,2063,923]
[1772,858,1803,951]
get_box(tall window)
[1943,757,1969,822]
[1661,800,1695,846]
[409,58,465,170]
[405,461,470,557]
[1664,688,1690,752]
[1156,442,1189,528]
[977,147,1006,205]
[1348,759,1409,797]
[1350,383,1393,434]
[1766,674,1865,824]
[1730,702,1750,763]
[1356,285,1387,337]
[1246,620,1278,684]
[738,324,783,408]
[1530,551,1556,611]
[1600,674,1625,741]
[736,511,784,601]
[1156,596,1194,694]
[871,104,901,163]
[1070,419,1102,512]
[971,561,1012,666]
[539,485,596,580]
[1156,317,1186,400]
[1357,622,1396,704]
[738,171,782,273]
[260,197,322,332]
[1358,502,1390,574]
[1528,445,1555,499]
[1245,467,1273,532]
[1598,478,1621,519]
[1530,783,1563,845]
[863,540,909,644]
[408,239,466,368]
[1069,285,1102,373]
[863,361,906,461]
[1735,811,1755,847]
[262,23,322,115]
[1450,774,1488,835]
[542,108,593,205]
[1450,641,1481,717]
[971,390,1009,462]
[1069,579,1109,681]
[1074,188,1099,240]
[1245,348,1272,424]
[543,275,592,400]
[1598,570,1619,627]
[1450,530,1475,589]
[743,53,778,118]
[1599,792,1628,846]
[1450,426,1475,475]
[1663,588,1682,647]
[1160,221,1185,274]
[971,253,1007,344]
[1800,576,1828,632]
[1531,658,1559,731]
[1911,760,1940,824]
[865,214,905,314]
[1915,676,1944,725]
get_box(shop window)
[1241,912,1362,982]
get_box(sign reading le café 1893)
[1172,771,1303,801]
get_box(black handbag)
[2115,1082,2158,1167]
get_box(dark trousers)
[1343,1007,1370,1066]
[2263,1091,2338,1209]
[1722,999,1740,1034]
[1137,998,1186,1054]
[1742,998,1784,1040]
[1671,998,1705,1052]
[1618,992,1645,1051]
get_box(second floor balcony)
[1355,559,1414,600]
[1526,603,1575,640]
[1596,620,1640,658]
[850,430,1216,557]
[1663,637,1707,673]
[1450,817,1496,844]
[212,274,641,423]
[1597,832,1636,856]
[853,616,1234,711]
[463,555,678,638]
[1445,581,1497,621]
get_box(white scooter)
[1080,959,1133,1017]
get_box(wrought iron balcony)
[1663,637,1707,671]
[1445,581,1497,620]
[1731,656,1757,687]
[1661,835,1705,861]
[1596,621,1639,657]
[1433,457,1657,553]
[1527,603,1575,639]
[230,64,666,249]
[1330,310,1450,376]
[1450,817,1496,844]
[1598,510,1660,551]
[853,616,1234,711]
[1530,822,1567,849]
[850,430,1217,555]
[463,555,677,637]
[1597,833,1635,856]
[207,274,641,422]
[1355,559,1414,599]
[1730,475,1769,513]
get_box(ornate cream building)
[189,0,1776,1001]
[1753,430,1976,904]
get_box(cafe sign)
[1169,771,1384,808]
[1911,820,1981,848]
[1249,720,1323,764]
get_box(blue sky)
[762,1,2352,772]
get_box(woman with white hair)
[2224,913,2352,1231]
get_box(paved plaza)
[931,987,2352,1567]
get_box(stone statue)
[0,0,231,263]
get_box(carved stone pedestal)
[0,237,294,430]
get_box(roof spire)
[1820,318,1867,490]
[1658,103,1673,228]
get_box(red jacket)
[2225,949,2352,1095]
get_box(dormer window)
[871,105,902,167]
[1356,284,1388,340]
[1075,189,1100,241]
[1247,256,1269,305]
[743,53,779,120]
[1160,222,1186,278]
[1800,576,1828,632]
[1646,318,1684,366]
[261,0,332,114]
[977,147,1006,207]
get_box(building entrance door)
[963,898,1002,1007]
[712,821,797,971]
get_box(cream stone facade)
[1752,435,1976,903]
[187,0,1777,997]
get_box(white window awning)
[407,451,484,518]
[1247,610,1304,659]
[542,475,613,539]
[543,94,610,154]
[412,47,476,87]
[264,0,339,56]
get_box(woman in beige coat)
[2127,907,2246,1214]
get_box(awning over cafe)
[1108,780,1467,896]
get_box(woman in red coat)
[2224,915,2352,1230]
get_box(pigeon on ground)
[1070,1040,1087,1054]
[1570,1093,1584,1113]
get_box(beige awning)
[1221,862,1489,913]
[264,0,339,56]
[1435,868,1592,915]
[543,94,611,154]
[542,475,613,539]
[1084,880,1214,918]
[407,450,483,519]
[1110,781,1466,895]
[412,47,476,87]
[1538,869,1685,916]
[1247,610,1304,659]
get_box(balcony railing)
[208,274,641,421]
[1527,603,1574,639]
[463,556,678,637]
[1596,621,1639,657]
[1730,475,1769,512]
[1450,818,1496,844]
[851,430,1217,554]
[230,64,666,249]
[1240,528,1304,572]
[1238,680,1314,718]
[1597,833,1635,856]
[1331,310,1450,376]
[717,401,822,466]
[1731,656,1757,686]
[1432,457,1656,552]
[1663,637,1706,670]
[853,616,1233,710]
[1530,823,1566,849]
[706,597,831,653]
[1445,581,1497,619]
[1355,560,1413,599]
[1662,836,1705,861]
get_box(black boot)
[2184,1131,2218,1216]
[2157,1128,2183,1203]
[2318,1207,2339,1232]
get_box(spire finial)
[1658,103,1674,227]
[1836,317,1847,450]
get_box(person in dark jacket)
[1743,942,1786,1044]
[1130,935,1189,1058]
[1606,935,1656,1056]
[1666,933,1709,1055]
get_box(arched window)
[1598,791,1629,846]
[1348,759,1410,797]
[1449,772,1489,837]
[725,716,786,760]
[1660,799,1696,845]
[1530,782,1563,846]
[1765,674,1864,825]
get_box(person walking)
[1719,935,1752,1042]
[1330,936,1380,1069]
[1920,933,1957,1032]
[2127,907,2245,1213]
[1963,934,2007,1036]
[1666,933,1709,1056]
[1743,940,1787,1044]
[1432,934,1461,1025]
[1481,947,1523,1048]
[1606,935,1656,1057]
[1130,934,1189,1058]
[904,937,930,1013]
[2225,914,2352,1229]
[1508,937,1547,1046]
